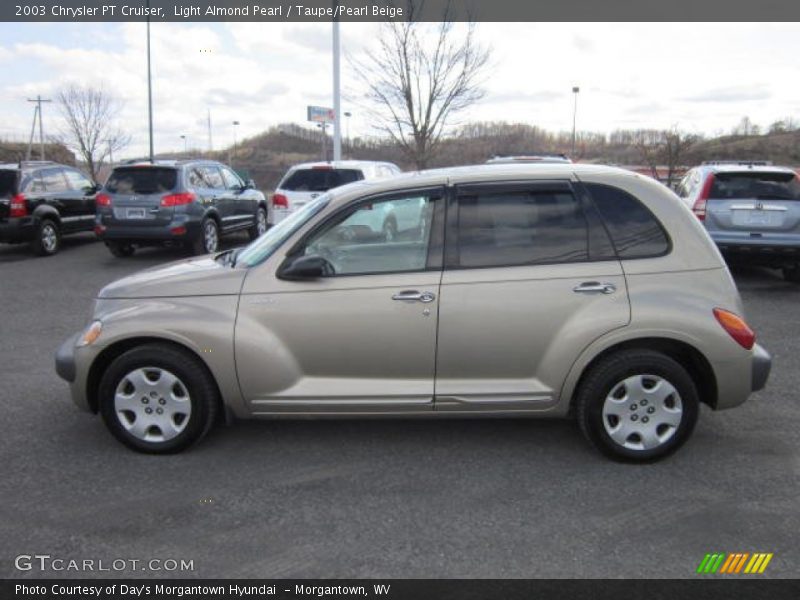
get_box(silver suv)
[55,164,771,461]
[677,161,800,281]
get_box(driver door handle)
[573,281,617,295]
[392,290,436,303]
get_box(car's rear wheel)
[249,206,268,240]
[31,218,61,256]
[98,343,219,453]
[193,218,219,255]
[106,242,135,258]
[782,264,800,283]
[576,349,699,462]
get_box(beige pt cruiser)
[56,164,771,461]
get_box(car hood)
[98,255,247,299]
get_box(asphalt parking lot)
[1,233,798,579]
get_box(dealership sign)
[307,106,335,124]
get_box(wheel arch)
[86,336,230,423]
[31,204,61,224]
[566,336,718,414]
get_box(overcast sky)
[0,21,797,158]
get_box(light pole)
[332,7,342,161]
[180,135,187,153]
[232,120,240,167]
[317,123,328,161]
[146,0,154,162]
[571,86,580,159]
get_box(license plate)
[732,210,778,227]
[126,208,146,219]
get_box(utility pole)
[26,104,39,161]
[332,5,342,161]
[571,86,580,159]
[146,0,154,162]
[27,95,52,160]
[207,109,213,151]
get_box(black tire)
[98,343,219,454]
[248,206,268,241]
[576,349,699,462]
[192,217,219,255]
[106,242,135,258]
[31,218,61,256]
[782,264,800,283]
[382,217,398,242]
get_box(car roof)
[287,160,399,171]
[324,163,633,206]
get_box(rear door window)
[455,187,590,268]
[199,166,225,190]
[106,168,178,194]
[710,172,800,200]
[40,168,69,193]
[281,168,364,192]
[64,169,94,192]
[585,183,670,259]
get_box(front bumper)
[55,332,96,412]
[752,343,772,392]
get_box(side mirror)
[245,179,256,190]
[88,183,101,194]
[278,255,335,280]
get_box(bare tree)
[662,127,698,187]
[350,1,490,169]
[56,84,130,180]
[633,129,663,179]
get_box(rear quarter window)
[106,168,178,194]
[585,183,670,259]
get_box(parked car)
[0,161,99,256]
[677,161,800,281]
[270,160,401,225]
[56,163,770,461]
[95,159,268,257]
[486,154,572,164]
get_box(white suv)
[269,160,401,225]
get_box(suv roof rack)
[17,160,59,167]
[702,160,773,166]
[487,153,572,164]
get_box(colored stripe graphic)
[699,552,774,575]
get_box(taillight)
[272,193,289,208]
[713,308,755,350]
[95,193,112,206]
[693,175,715,221]
[10,193,27,217]
[160,192,196,207]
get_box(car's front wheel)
[98,343,219,453]
[576,349,699,462]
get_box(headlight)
[77,321,103,347]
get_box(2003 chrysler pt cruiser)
[56,164,772,461]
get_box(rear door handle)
[392,290,436,303]
[573,281,616,294]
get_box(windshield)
[711,172,800,200]
[280,168,363,192]
[236,195,331,267]
[105,167,178,195]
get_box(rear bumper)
[752,343,772,392]
[97,218,202,244]
[0,217,35,242]
[711,231,800,259]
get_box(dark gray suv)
[95,159,268,257]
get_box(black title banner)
[4,0,800,22]
[3,579,800,600]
